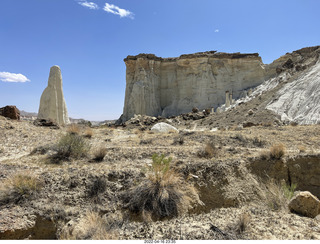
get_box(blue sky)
[0,0,319,120]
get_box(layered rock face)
[37,65,70,125]
[121,51,274,122]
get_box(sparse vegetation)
[67,124,81,135]
[87,177,107,198]
[84,128,93,138]
[52,133,90,162]
[237,212,251,234]
[172,136,184,145]
[270,143,286,159]
[59,211,118,240]
[0,172,43,203]
[93,147,107,162]
[123,154,202,221]
[262,179,296,211]
[198,142,217,158]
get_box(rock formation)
[0,105,20,120]
[37,65,70,125]
[121,51,275,122]
[288,191,320,218]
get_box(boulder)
[33,118,60,129]
[0,105,20,120]
[151,122,178,133]
[288,191,320,218]
[37,65,70,125]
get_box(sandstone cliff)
[121,51,276,122]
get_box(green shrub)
[54,133,90,161]
[123,154,203,221]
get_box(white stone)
[150,122,178,133]
[121,52,270,122]
[38,65,70,125]
[267,60,320,124]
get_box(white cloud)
[103,3,134,19]
[214,29,220,33]
[0,72,30,83]
[78,1,99,10]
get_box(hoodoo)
[37,65,70,125]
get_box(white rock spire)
[38,65,70,125]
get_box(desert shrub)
[172,136,184,145]
[53,133,90,161]
[140,139,153,145]
[30,144,51,155]
[87,177,107,198]
[123,154,202,221]
[93,147,107,162]
[270,143,285,159]
[298,145,306,153]
[0,172,43,203]
[84,128,93,138]
[59,211,117,240]
[262,179,296,211]
[252,137,266,147]
[67,124,80,135]
[237,212,251,234]
[198,142,217,158]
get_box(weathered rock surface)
[267,53,320,124]
[150,122,178,133]
[288,191,320,218]
[121,51,271,122]
[0,105,20,120]
[37,65,70,125]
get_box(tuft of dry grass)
[93,147,107,162]
[237,212,251,234]
[298,145,306,153]
[0,172,43,203]
[59,211,118,240]
[67,124,81,135]
[260,179,296,211]
[123,154,203,221]
[198,142,217,158]
[259,143,286,160]
[270,143,286,159]
[83,128,93,138]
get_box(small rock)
[248,109,254,115]
[288,191,320,218]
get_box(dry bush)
[0,172,43,203]
[83,128,93,138]
[67,124,81,135]
[140,139,153,145]
[270,143,286,159]
[261,179,297,211]
[298,145,306,153]
[237,212,251,234]
[123,154,203,221]
[87,177,107,198]
[198,142,217,158]
[93,147,107,162]
[59,211,117,240]
[172,136,184,145]
[52,133,90,162]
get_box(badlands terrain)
[1,112,320,240]
[1,46,320,240]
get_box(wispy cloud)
[0,72,30,83]
[78,0,99,10]
[214,29,220,33]
[103,3,134,19]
